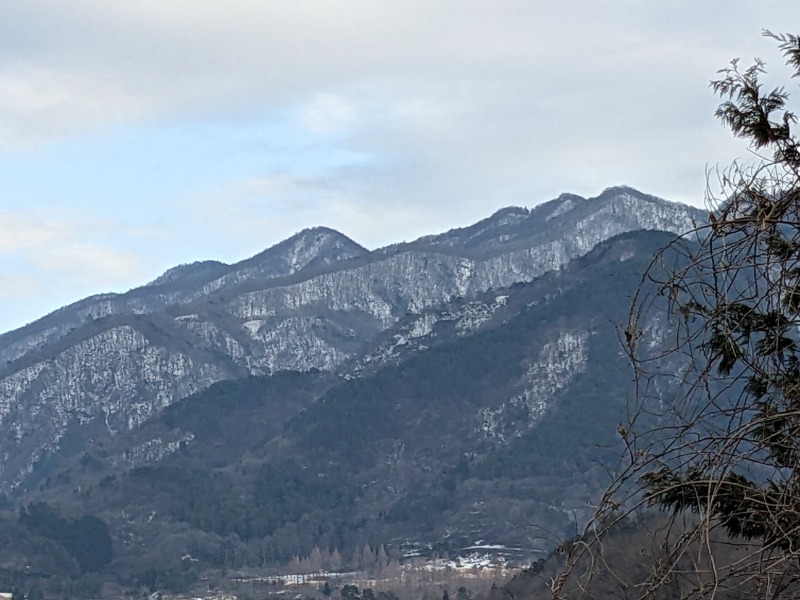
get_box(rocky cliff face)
[0,186,703,495]
[0,227,368,368]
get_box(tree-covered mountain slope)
[0,188,701,500]
[4,229,688,585]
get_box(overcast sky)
[1,1,798,334]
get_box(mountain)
[0,187,702,587]
[0,227,368,367]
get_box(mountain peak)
[488,205,529,219]
[287,225,357,243]
[595,185,666,204]
[599,184,639,195]
[148,260,230,288]
[240,226,368,272]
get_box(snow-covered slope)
[0,187,703,495]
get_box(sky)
[1,1,799,335]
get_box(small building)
[0,593,13,600]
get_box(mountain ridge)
[0,187,691,343]
[0,187,705,592]
[6,229,681,579]
[0,187,702,502]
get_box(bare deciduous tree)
[554,31,800,600]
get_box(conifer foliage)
[555,32,800,599]
[641,30,800,553]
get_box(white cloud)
[0,209,144,288]
[1,0,784,149]
[29,244,144,288]
[2,0,800,333]
[0,273,43,300]
[302,94,356,134]
[0,66,152,149]
[0,210,76,251]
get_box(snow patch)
[546,198,576,221]
[242,320,263,338]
